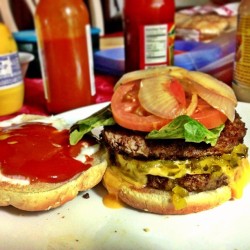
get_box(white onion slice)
[138,75,185,119]
[114,66,237,123]
[187,71,237,105]
[192,83,236,121]
[115,66,188,90]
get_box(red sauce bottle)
[35,0,95,114]
[123,0,175,72]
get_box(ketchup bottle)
[123,0,175,72]
[35,0,95,114]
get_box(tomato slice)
[111,82,228,132]
[111,82,170,131]
[169,78,186,107]
[191,98,227,129]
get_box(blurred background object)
[0,22,24,115]
[2,0,241,35]
[34,0,95,114]
[0,0,112,35]
[0,0,240,94]
[13,30,40,78]
[18,51,34,77]
[232,0,250,102]
[123,0,175,72]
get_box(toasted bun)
[119,185,231,215]
[0,115,108,211]
[103,158,250,215]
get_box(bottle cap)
[13,30,37,43]
[232,82,250,102]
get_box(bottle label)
[233,15,250,87]
[0,52,23,88]
[86,24,96,96]
[139,23,175,69]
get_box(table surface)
[0,73,117,121]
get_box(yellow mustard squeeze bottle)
[232,0,250,102]
[0,23,24,116]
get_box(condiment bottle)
[0,23,24,116]
[232,0,250,102]
[123,0,175,72]
[35,0,95,114]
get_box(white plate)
[1,102,250,250]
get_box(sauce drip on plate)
[102,194,125,209]
[0,123,94,183]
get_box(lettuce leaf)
[69,105,224,147]
[146,115,224,146]
[69,104,115,145]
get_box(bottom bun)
[0,148,107,211]
[119,185,231,215]
[103,158,250,215]
[0,114,108,211]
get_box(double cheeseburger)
[71,66,250,215]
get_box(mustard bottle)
[0,23,24,116]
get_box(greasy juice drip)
[102,193,125,209]
[0,123,93,183]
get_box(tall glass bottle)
[232,0,250,102]
[123,0,175,72]
[35,0,95,114]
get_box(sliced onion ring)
[114,66,237,123]
[114,66,188,90]
[186,71,237,105]
[192,82,236,121]
[138,75,185,119]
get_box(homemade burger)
[70,66,250,215]
[0,114,107,211]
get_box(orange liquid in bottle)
[43,36,92,113]
[35,0,95,114]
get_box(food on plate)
[175,12,237,41]
[0,114,107,211]
[70,66,250,215]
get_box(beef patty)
[147,174,229,192]
[101,112,247,192]
[101,112,247,161]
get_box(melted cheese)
[231,158,250,199]
[103,148,250,210]
[114,144,248,187]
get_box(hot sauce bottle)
[123,0,175,72]
[35,0,95,114]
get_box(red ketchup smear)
[0,123,94,183]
